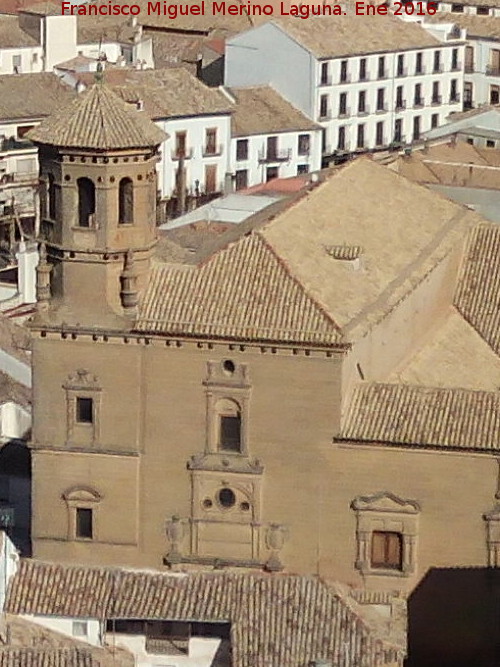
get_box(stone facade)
[28,84,500,596]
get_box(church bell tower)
[29,80,167,328]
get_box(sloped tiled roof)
[137,233,342,345]
[338,383,500,451]
[0,649,98,667]
[6,562,403,667]
[454,223,500,355]
[0,73,76,122]
[272,13,440,59]
[28,84,167,150]
[142,159,482,345]
[388,308,500,392]
[230,86,320,136]
[0,614,133,666]
[0,15,38,47]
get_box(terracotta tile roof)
[0,15,37,47]
[6,562,404,667]
[240,174,310,194]
[28,83,167,150]
[108,68,232,119]
[0,73,77,122]
[338,382,500,451]
[143,158,482,345]
[0,371,31,408]
[427,12,500,36]
[454,223,500,355]
[0,614,133,666]
[389,308,500,392]
[137,232,343,345]
[21,1,61,15]
[0,0,46,13]
[273,13,440,59]
[230,86,320,136]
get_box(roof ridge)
[255,230,343,335]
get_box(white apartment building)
[0,73,76,221]
[225,14,465,157]
[228,86,322,189]
[424,104,500,146]
[0,4,153,75]
[425,13,500,107]
[436,0,500,16]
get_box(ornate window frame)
[203,360,251,457]
[63,369,102,446]
[62,486,102,541]
[351,491,420,577]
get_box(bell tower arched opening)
[118,177,134,224]
[77,177,95,228]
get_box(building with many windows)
[225,14,465,159]
[426,13,500,108]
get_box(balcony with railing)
[486,65,500,76]
[464,63,474,73]
[339,74,351,84]
[377,69,389,80]
[357,105,370,116]
[413,97,425,108]
[318,109,331,120]
[396,68,408,78]
[375,104,388,114]
[338,107,351,118]
[451,61,461,71]
[433,64,443,73]
[319,76,332,86]
[258,148,292,164]
[202,143,223,157]
[171,147,193,160]
[395,100,406,111]
[450,92,461,103]
[0,137,34,153]
[431,94,442,105]
[415,67,426,76]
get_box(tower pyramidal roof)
[28,83,167,151]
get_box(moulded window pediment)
[63,369,101,392]
[351,491,420,515]
[62,486,102,504]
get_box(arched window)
[48,173,56,220]
[77,177,96,228]
[118,177,134,224]
[216,398,241,453]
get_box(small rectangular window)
[72,621,88,637]
[235,169,248,191]
[320,61,329,85]
[477,5,489,13]
[298,134,310,156]
[431,113,439,129]
[359,58,367,81]
[340,59,348,83]
[371,531,403,570]
[378,56,386,79]
[297,164,309,174]
[375,121,384,146]
[76,508,93,539]
[415,52,423,75]
[205,128,217,155]
[319,94,328,118]
[236,139,248,161]
[220,415,241,452]
[357,124,365,149]
[76,397,93,424]
[486,139,495,148]
[175,131,187,158]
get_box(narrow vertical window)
[118,177,133,224]
[76,508,93,539]
[76,397,93,424]
[77,178,95,228]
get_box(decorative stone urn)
[165,514,184,564]
[265,523,288,572]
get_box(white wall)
[110,633,223,667]
[225,23,315,118]
[24,614,102,646]
[315,45,465,151]
[0,402,31,440]
[230,129,322,188]
[0,532,19,612]
[0,350,31,388]
[157,114,232,198]
[44,15,77,71]
[0,46,43,75]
